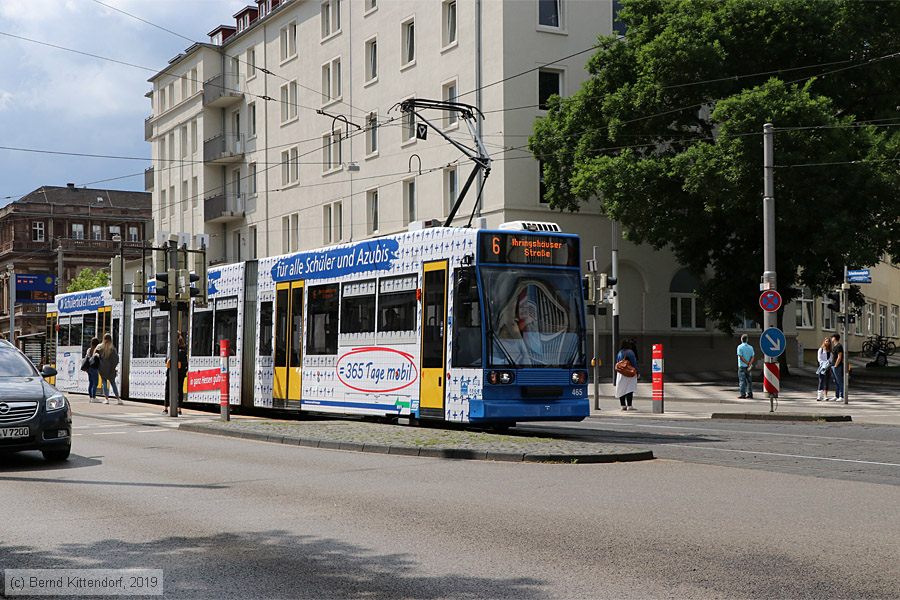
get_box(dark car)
[0,340,71,461]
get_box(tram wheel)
[491,422,516,434]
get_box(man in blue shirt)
[736,334,755,399]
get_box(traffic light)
[133,269,146,302]
[176,269,190,302]
[193,248,208,307]
[155,269,175,311]
[601,275,617,304]
[110,256,123,301]
[826,291,841,313]
[582,274,596,303]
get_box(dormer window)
[211,32,221,45]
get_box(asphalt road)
[2,415,899,599]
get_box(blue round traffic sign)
[759,290,782,313]
[760,327,786,358]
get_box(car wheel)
[42,447,71,462]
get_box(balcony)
[204,193,244,224]
[203,72,244,107]
[144,116,154,141]
[57,238,148,258]
[145,166,154,191]
[204,133,244,164]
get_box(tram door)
[420,261,448,418]
[273,280,304,402]
[97,306,111,389]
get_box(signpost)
[847,269,871,284]
[651,344,664,414]
[760,327,787,359]
[759,290,782,313]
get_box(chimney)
[66,183,75,189]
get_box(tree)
[67,267,108,293]
[531,0,900,334]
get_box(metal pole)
[592,246,600,410]
[843,265,850,404]
[168,238,179,417]
[763,123,777,412]
[611,221,620,380]
[7,264,15,345]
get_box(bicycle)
[862,334,896,357]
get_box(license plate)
[0,427,30,439]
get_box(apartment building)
[144,0,897,372]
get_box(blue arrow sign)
[760,327,786,358]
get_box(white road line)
[577,421,890,443]
[675,445,900,467]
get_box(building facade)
[0,185,152,361]
[144,0,898,373]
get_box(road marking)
[536,422,879,443]
[674,445,900,467]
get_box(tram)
[52,223,589,424]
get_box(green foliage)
[531,0,900,332]
[66,268,109,293]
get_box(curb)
[710,413,852,423]
[178,423,655,464]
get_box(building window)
[367,189,379,234]
[167,83,174,108]
[538,69,562,110]
[180,125,188,158]
[795,287,814,329]
[366,112,378,155]
[160,189,167,219]
[249,163,257,195]
[158,87,166,113]
[248,102,257,137]
[280,21,297,62]
[191,176,199,209]
[128,226,139,242]
[402,101,415,142]
[72,223,84,240]
[538,0,562,28]
[321,0,341,38]
[538,160,548,203]
[280,81,298,123]
[282,216,290,253]
[169,185,175,217]
[443,1,457,47]
[442,80,458,128]
[322,131,342,172]
[365,0,376,12]
[402,18,415,66]
[334,201,343,242]
[282,147,299,185]
[365,37,377,82]
[190,68,198,95]
[879,304,887,337]
[404,179,416,225]
[191,119,198,154]
[32,221,44,242]
[444,166,458,216]
[669,269,705,329]
[321,58,341,104]
[182,180,189,211]
[249,226,257,260]
[109,225,120,240]
[865,301,875,334]
[167,133,175,168]
[323,204,332,244]
[181,74,188,100]
[246,47,257,79]
[823,299,836,331]
[891,305,899,337]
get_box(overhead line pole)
[762,123,777,413]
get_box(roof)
[15,186,151,212]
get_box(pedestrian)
[830,333,845,402]
[737,334,755,399]
[816,337,833,401]
[614,339,639,411]
[95,333,122,405]
[84,337,100,403]
[163,332,188,414]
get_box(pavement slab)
[178,418,654,463]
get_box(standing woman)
[95,333,122,405]
[816,338,833,401]
[85,337,100,403]
[615,339,639,411]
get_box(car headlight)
[46,394,67,411]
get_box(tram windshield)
[481,267,585,368]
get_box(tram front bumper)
[467,398,589,422]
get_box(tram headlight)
[488,370,515,385]
[571,371,587,385]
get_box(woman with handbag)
[83,337,100,402]
[816,338,833,401]
[95,333,122,405]
[615,339,639,411]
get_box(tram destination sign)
[480,233,578,266]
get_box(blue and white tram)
[54,224,590,424]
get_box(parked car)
[0,340,71,461]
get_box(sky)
[0,0,247,206]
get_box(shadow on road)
[0,530,548,599]
[514,425,718,446]
[0,452,102,472]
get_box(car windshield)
[0,348,39,377]
[481,267,585,368]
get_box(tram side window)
[133,310,150,358]
[70,320,83,351]
[275,289,288,365]
[378,292,416,332]
[259,301,273,356]
[452,267,482,367]
[307,284,339,355]
[150,314,168,358]
[341,280,376,334]
[214,304,238,355]
[192,310,214,356]
[82,314,96,357]
[59,318,70,347]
